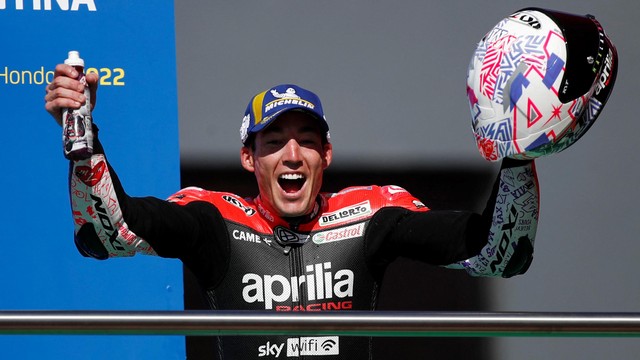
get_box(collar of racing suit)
[253,194,324,231]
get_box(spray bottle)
[62,51,93,160]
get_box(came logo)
[0,0,97,11]
[232,229,272,246]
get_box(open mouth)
[278,173,306,194]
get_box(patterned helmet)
[467,8,618,161]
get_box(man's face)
[241,111,332,218]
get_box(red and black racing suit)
[70,133,538,359]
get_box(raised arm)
[44,63,223,263]
[444,159,538,277]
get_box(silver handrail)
[1,311,640,337]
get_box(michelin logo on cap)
[265,88,316,113]
[240,84,330,145]
[271,88,300,99]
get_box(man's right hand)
[44,64,99,126]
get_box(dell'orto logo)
[0,0,97,11]
[319,201,372,226]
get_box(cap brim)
[249,106,329,136]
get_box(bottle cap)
[64,51,84,67]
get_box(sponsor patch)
[287,336,339,357]
[242,261,354,310]
[313,223,364,244]
[222,195,256,216]
[319,201,372,227]
[257,336,340,358]
[232,229,272,246]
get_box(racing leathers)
[68,129,539,359]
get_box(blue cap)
[240,84,330,145]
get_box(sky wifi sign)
[0,0,96,10]
[258,336,340,357]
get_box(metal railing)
[1,311,640,337]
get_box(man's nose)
[282,139,303,167]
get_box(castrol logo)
[312,223,364,244]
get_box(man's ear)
[323,142,333,169]
[240,146,255,172]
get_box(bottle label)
[62,69,93,160]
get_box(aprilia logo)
[242,262,354,309]
[595,49,614,96]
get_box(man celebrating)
[45,78,537,358]
[44,7,616,359]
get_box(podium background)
[0,2,184,359]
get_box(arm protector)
[69,153,157,259]
[446,159,539,277]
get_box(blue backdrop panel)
[0,1,184,359]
